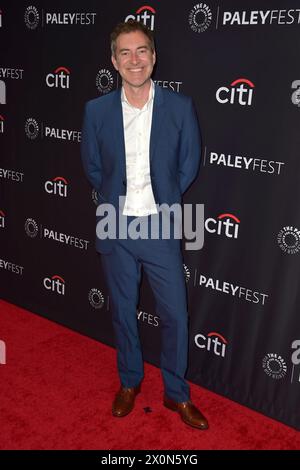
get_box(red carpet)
[0,299,299,450]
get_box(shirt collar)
[121,80,155,111]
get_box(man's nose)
[130,51,139,64]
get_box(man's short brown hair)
[110,20,155,57]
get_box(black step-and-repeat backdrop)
[1,1,300,430]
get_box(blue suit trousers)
[100,214,190,403]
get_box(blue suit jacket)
[81,84,201,253]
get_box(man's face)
[111,30,156,89]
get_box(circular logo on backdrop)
[96,69,114,94]
[25,118,39,139]
[88,288,105,309]
[183,264,191,283]
[25,218,39,238]
[277,226,300,255]
[262,353,287,380]
[189,3,212,33]
[24,6,40,30]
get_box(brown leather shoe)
[163,396,209,430]
[112,384,141,417]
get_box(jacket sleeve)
[81,102,102,193]
[178,97,201,194]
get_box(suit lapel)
[150,84,165,163]
[113,88,126,179]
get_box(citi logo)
[125,5,156,30]
[216,78,255,106]
[43,275,65,295]
[205,213,240,239]
[45,177,68,197]
[0,80,6,104]
[0,210,5,228]
[46,67,70,89]
[0,115,4,133]
[194,332,228,358]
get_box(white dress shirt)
[122,80,158,216]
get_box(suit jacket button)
[122,180,126,186]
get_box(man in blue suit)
[81,20,208,430]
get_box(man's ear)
[111,55,118,71]
[152,51,156,66]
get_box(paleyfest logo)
[25,117,81,142]
[189,3,212,33]
[88,288,105,309]
[277,226,300,255]
[24,218,38,238]
[96,69,114,94]
[262,353,287,380]
[25,118,39,139]
[24,6,97,29]
[24,6,40,29]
